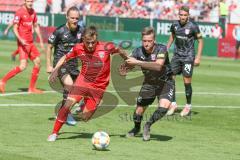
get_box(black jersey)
[48,24,85,69]
[131,43,172,84]
[170,20,201,60]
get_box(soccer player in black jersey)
[46,6,85,125]
[120,27,174,141]
[166,6,203,116]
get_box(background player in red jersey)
[0,0,44,94]
[47,26,128,142]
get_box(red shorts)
[18,43,40,60]
[69,80,106,112]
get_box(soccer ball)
[92,131,110,150]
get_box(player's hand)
[194,58,200,66]
[46,66,53,74]
[3,29,8,36]
[19,38,28,46]
[40,42,45,50]
[125,57,139,65]
[118,63,128,76]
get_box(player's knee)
[19,64,27,71]
[66,97,77,106]
[33,58,41,67]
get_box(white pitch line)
[0,90,55,96]
[0,90,240,97]
[0,104,239,108]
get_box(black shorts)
[236,41,240,49]
[171,57,194,77]
[136,80,174,106]
[58,65,79,82]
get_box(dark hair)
[142,27,155,38]
[67,6,80,16]
[83,25,98,38]
[179,6,189,13]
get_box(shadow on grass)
[57,132,92,140]
[18,88,46,92]
[134,134,173,141]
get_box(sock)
[52,106,70,134]
[29,66,40,89]
[12,49,19,56]
[172,80,176,102]
[133,112,142,129]
[52,120,64,134]
[146,107,168,126]
[2,66,21,83]
[184,83,192,105]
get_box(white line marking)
[0,104,239,108]
[0,90,240,96]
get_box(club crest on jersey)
[185,29,190,35]
[98,51,105,59]
[151,54,156,61]
[77,33,82,39]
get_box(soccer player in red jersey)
[47,26,128,141]
[0,0,44,94]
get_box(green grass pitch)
[0,40,240,160]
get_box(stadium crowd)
[45,0,239,22]
[0,0,239,22]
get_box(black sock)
[146,107,168,126]
[184,83,192,104]
[133,112,142,129]
[172,80,176,102]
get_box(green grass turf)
[0,40,240,160]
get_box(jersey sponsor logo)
[63,34,68,38]
[176,35,188,40]
[98,51,105,59]
[184,64,192,74]
[151,54,156,61]
[185,29,190,35]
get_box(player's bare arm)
[167,33,175,50]
[46,44,54,73]
[116,48,130,60]
[13,23,27,45]
[34,23,44,50]
[194,34,203,66]
[4,21,13,35]
[126,57,164,71]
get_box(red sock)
[11,49,19,56]
[2,66,21,83]
[52,106,70,134]
[29,66,40,89]
[52,120,64,134]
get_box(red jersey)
[66,42,116,89]
[13,6,37,44]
